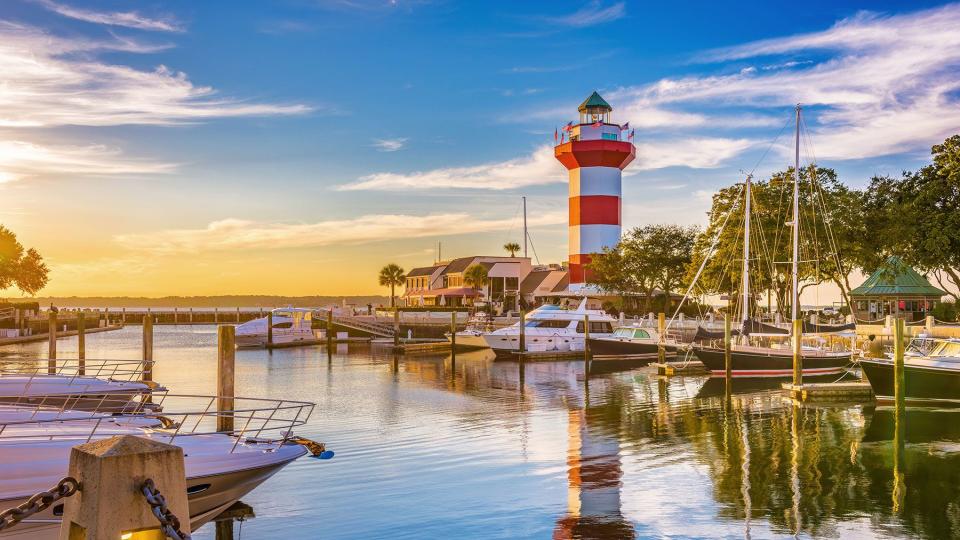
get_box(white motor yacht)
[0,396,320,538]
[0,359,160,412]
[482,300,615,356]
[236,308,320,348]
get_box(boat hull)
[860,358,960,406]
[587,338,677,358]
[693,346,850,377]
[447,333,488,350]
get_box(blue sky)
[1,0,958,295]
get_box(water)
[3,325,958,539]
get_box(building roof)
[520,270,552,294]
[406,266,439,277]
[403,287,481,297]
[441,257,476,274]
[578,91,612,113]
[850,256,947,298]
[550,274,570,293]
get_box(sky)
[1,0,959,297]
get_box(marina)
[1,324,958,538]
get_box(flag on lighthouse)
[554,127,558,143]
[562,121,574,132]
[628,129,635,140]
[621,122,630,131]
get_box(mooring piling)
[59,435,191,539]
[267,311,274,347]
[449,311,457,358]
[77,312,86,375]
[393,309,400,348]
[142,315,153,384]
[792,318,802,387]
[218,325,236,432]
[48,310,57,374]
[724,313,731,380]
[657,312,666,366]
[519,310,526,354]
[583,313,591,373]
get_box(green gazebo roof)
[578,91,612,112]
[850,256,946,298]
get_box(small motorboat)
[861,338,960,406]
[235,308,321,348]
[587,325,679,358]
[446,312,492,350]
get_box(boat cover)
[803,321,857,334]
[742,319,790,336]
[693,326,740,341]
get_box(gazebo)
[850,256,946,321]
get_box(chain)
[0,477,79,531]
[141,479,192,540]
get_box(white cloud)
[0,139,176,182]
[632,138,754,171]
[339,145,566,191]
[614,4,960,160]
[114,211,567,254]
[0,21,311,128]
[372,138,408,152]
[34,0,183,32]
[548,1,625,28]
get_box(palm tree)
[463,264,489,306]
[378,263,405,308]
[503,242,521,257]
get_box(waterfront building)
[403,256,553,311]
[850,256,946,321]
[554,91,635,290]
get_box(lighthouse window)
[601,133,619,141]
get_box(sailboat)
[692,106,852,377]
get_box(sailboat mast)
[791,105,801,322]
[523,196,528,259]
[741,174,752,328]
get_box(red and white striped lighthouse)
[555,91,635,289]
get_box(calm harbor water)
[2,325,958,539]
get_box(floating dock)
[650,359,707,375]
[782,381,874,402]
[0,324,122,347]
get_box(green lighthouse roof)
[849,256,947,297]
[578,91,612,112]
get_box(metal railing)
[0,394,315,452]
[0,358,150,382]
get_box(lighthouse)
[555,91,635,289]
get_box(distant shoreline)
[0,295,391,309]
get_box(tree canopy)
[0,226,49,296]
[503,242,521,257]
[587,224,698,311]
[463,264,489,291]
[378,263,405,307]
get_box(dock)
[0,323,122,347]
[650,359,707,375]
[782,381,874,402]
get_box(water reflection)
[3,327,960,538]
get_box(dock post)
[190,307,194,323]
[657,312,666,366]
[327,309,335,344]
[894,318,906,407]
[142,315,153,384]
[267,311,274,347]
[236,306,240,322]
[48,310,57,374]
[217,325,235,432]
[519,310,526,354]
[59,435,190,539]
[122,307,126,324]
[583,314,591,374]
[925,314,934,335]
[724,313,731,380]
[214,307,219,323]
[393,308,400,348]
[173,306,178,324]
[77,312,86,375]
[792,318,802,387]
[104,307,109,326]
[450,311,457,355]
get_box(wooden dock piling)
[583,314,591,372]
[142,316,153,384]
[267,311,273,347]
[217,325,235,432]
[519,310,526,354]
[327,310,335,344]
[393,309,400,348]
[792,318,802,387]
[48,311,57,374]
[657,312,666,366]
[449,311,457,355]
[77,312,85,375]
[894,317,905,407]
[724,314,731,380]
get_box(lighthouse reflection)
[392,349,960,539]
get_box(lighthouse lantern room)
[554,91,635,290]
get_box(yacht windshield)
[525,320,571,329]
[930,341,960,357]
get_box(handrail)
[0,393,315,450]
